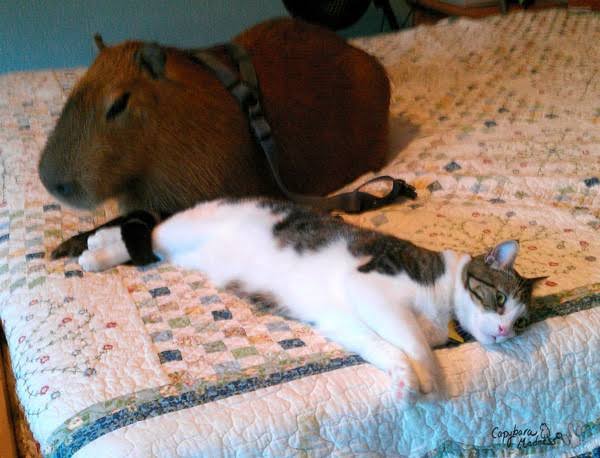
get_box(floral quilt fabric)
[0,9,599,458]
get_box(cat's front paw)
[411,359,440,396]
[388,363,420,403]
[389,358,441,404]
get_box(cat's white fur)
[79,200,525,403]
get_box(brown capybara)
[39,18,391,257]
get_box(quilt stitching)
[36,289,600,456]
[1,8,600,457]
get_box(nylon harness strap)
[188,43,417,214]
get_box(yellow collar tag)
[448,320,465,344]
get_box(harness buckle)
[230,81,259,112]
[250,117,272,141]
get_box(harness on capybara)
[187,43,417,214]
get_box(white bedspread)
[0,9,599,457]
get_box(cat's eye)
[106,92,130,120]
[496,291,506,306]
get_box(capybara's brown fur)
[38,18,390,216]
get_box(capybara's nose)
[54,182,75,198]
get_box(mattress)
[0,8,599,458]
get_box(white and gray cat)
[78,198,543,402]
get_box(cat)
[77,198,544,402]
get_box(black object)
[120,210,161,265]
[188,43,416,214]
[282,0,399,31]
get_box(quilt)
[0,8,599,458]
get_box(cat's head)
[455,240,545,345]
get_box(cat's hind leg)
[79,228,131,272]
[87,227,123,250]
[151,202,221,259]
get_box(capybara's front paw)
[50,235,88,259]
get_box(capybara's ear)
[93,34,106,51]
[135,43,166,79]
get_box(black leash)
[188,43,417,214]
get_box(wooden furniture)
[408,0,566,24]
[0,333,17,458]
[568,0,600,9]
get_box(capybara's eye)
[106,92,131,120]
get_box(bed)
[1,8,599,458]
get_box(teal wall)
[0,1,409,74]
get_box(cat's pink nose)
[497,325,509,336]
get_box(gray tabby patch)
[261,200,445,285]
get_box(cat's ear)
[485,240,519,270]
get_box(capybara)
[39,18,391,257]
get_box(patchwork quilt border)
[45,354,365,457]
[44,289,600,457]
